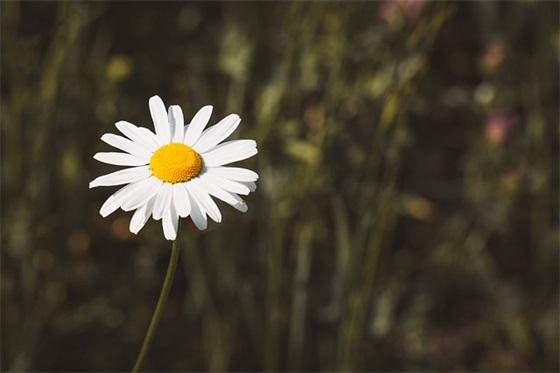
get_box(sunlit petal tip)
[164,230,176,241]
[148,95,165,107]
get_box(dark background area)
[1,1,558,371]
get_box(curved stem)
[132,221,182,372]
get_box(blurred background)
[1,1,558,371]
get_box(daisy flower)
[90,95,258,240]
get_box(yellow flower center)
[149,143,202,183]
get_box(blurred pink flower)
[379,0,424,23]
[480,40,507,73]
[484,110,517,144]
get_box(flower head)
[90,95,258,240]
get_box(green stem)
[132,221,182,372]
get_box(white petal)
[101,134,152,159]
[189,179,222,223]
[192,114,240,153]
[168,105,184,143]
[172,183,191,218]
[149,95,171,143]
[198,172,251,195]
[201,139,257,167]
[224,192,249,213]
[237,181,257,192]
[138,127,164,147]
[228,196,248,213]
[98,179,153,217]
[184,105,213,146]
[115,121,160,152]
[203,182,248,212]
[89,166,151,188]
[121,177,163,211]
[205,166,258,182]
[94,152,148,166]
[129,196,156,234]
[162,204,179,240]
[98,183,136,217]
[152,182,173,220]
[186,184,207,230]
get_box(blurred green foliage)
[1,1,558,371]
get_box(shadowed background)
[1,1,558,371]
